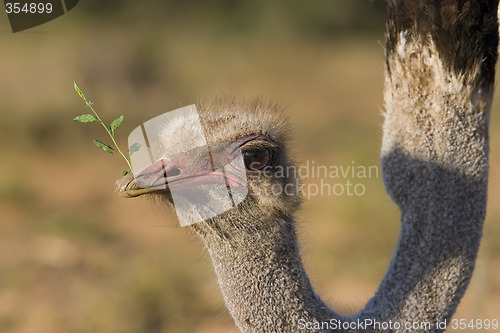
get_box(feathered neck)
[194,216,341,332]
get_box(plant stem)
[82,97,133,172]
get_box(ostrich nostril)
[165,167,181,178]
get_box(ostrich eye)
[243,149,270,171]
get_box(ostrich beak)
[115,145,247,198]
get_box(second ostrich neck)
[199,217,340,332]
[195,1,498,330]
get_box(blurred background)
[0,1,498,332]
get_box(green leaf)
[74,81,85,99]
[110,115,124,135]
[129,143,141,156]
[122,169,131,176]
[93,139,114,155]
[85,101,93,107]
[73,114,97,123]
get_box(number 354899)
[5,2,53,14]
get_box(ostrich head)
[115,97,301,238]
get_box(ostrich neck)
[356,1,498,331]
[190,2,498,333]
[200,218,341,332]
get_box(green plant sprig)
[73,81,140,176]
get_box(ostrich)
[115,1,498,332]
